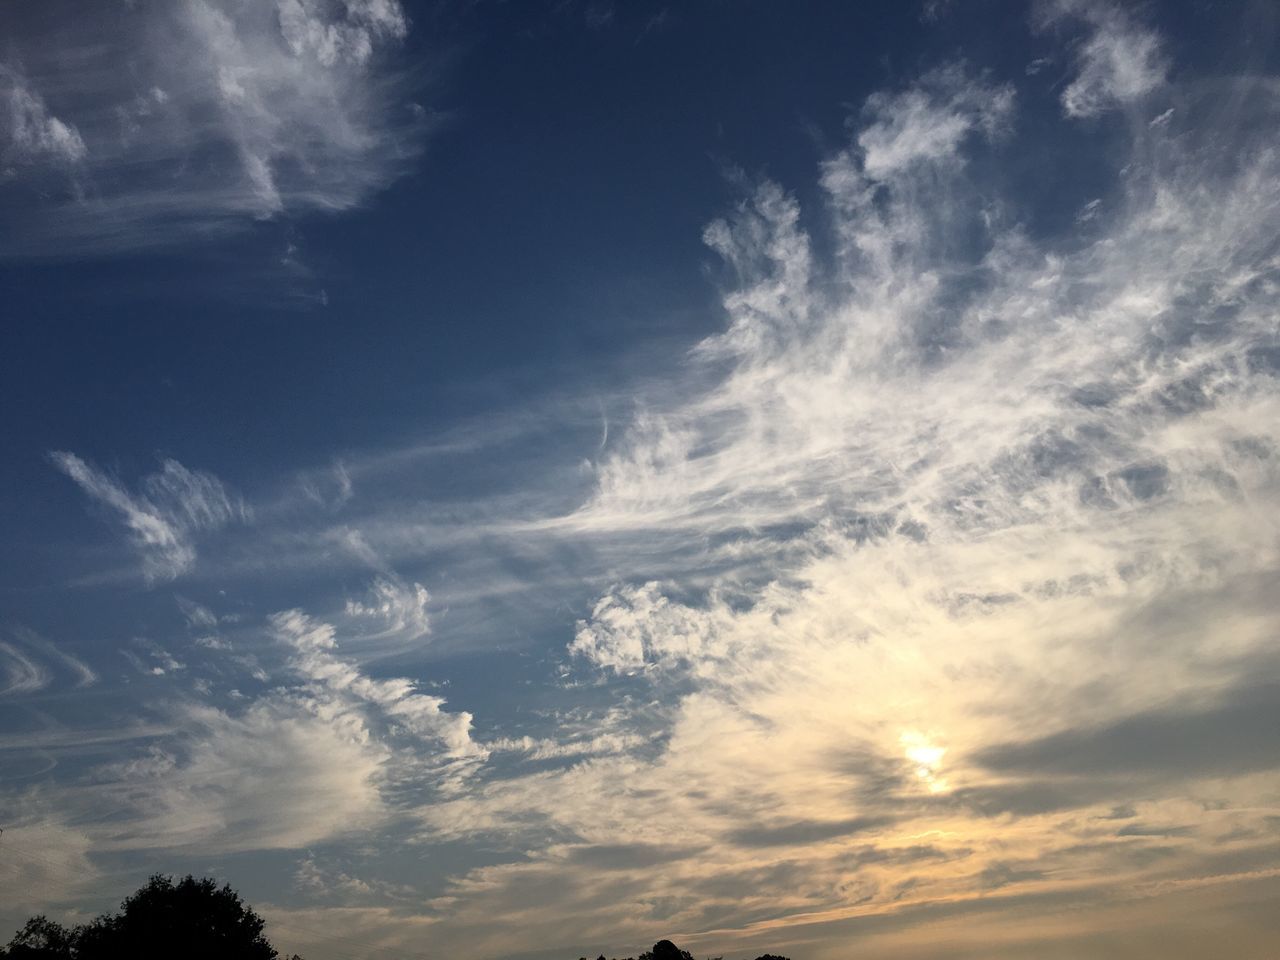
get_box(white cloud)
[10,626,98,689]
[344,576,432,640]
[293,855,373,898]
[487,730,646,761]
[271,609,482,759]
[51,452,249,582]
[176,596,219,629]
[0,640,50,696]
[276,0,407,67]
[0,0,422,255]
[51,603,482,855]
[99,695,389,852]
[1,67,87,166]
[0,816,96,912]
[1042,0,1167,118]
[132,637,187,675]
[856,65,1012,180]
[571,582,728,675]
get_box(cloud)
[488,730,647,762]
[300,459,354,508]
[0,0,423,256]
[726,816,894,849]
[975,680,1280,781]
[0,815,96,912]
[9,626,97,689]
[176,596,219,630]
[563,842,705,870]
[399,44,1280,953]
[51,452,249,582]
[0,640,50,697]
[4,600,477,859]
[344,576,432,640]
[571,582,729,675]
[294,856,368,897]
[127,601,480,851]
[271,608,481,759]
[1041,0,1167,118]
[98,694,390,852]
[1,67,87,166]
[856,65,1012,179]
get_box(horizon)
[2,2,1280,958]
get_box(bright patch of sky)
[2,2,1280,959]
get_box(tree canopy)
[2,874,295,960]
[581,940,788,960]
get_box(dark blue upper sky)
[2,0,1256,480]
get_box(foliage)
[2,918,75,960]
[580,941,787,960]
[1,875,296,960]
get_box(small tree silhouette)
[579,940,787,960]
[644,942,695,960]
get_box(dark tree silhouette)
[580,941,787,960]
[2,918,75,959]
[1,875,298,960]
[641,942,695,960]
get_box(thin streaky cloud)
[0,640,51,697]
[50,451,250,583]
[10,626,98,689]
[0,0,424,258]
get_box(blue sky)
[3,2,1280,958]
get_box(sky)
[2,1,1279,958]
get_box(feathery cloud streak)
[0,0,420,256]
[51,453,250,582]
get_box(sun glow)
[901,732,949,793]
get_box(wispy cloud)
[8,626,97,689]
[96,694,390,853]
[3,601,479,858]
[271,608,480,759]
[344,577,432,641]
[1,66,87,167]
[0,0,423,257]
[0,814,96,913]
[1039,0,1167,118]
[856,64,1012,178]
[0,640,50,697]
[51,452,250,582]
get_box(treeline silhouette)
[2,876,791,960]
